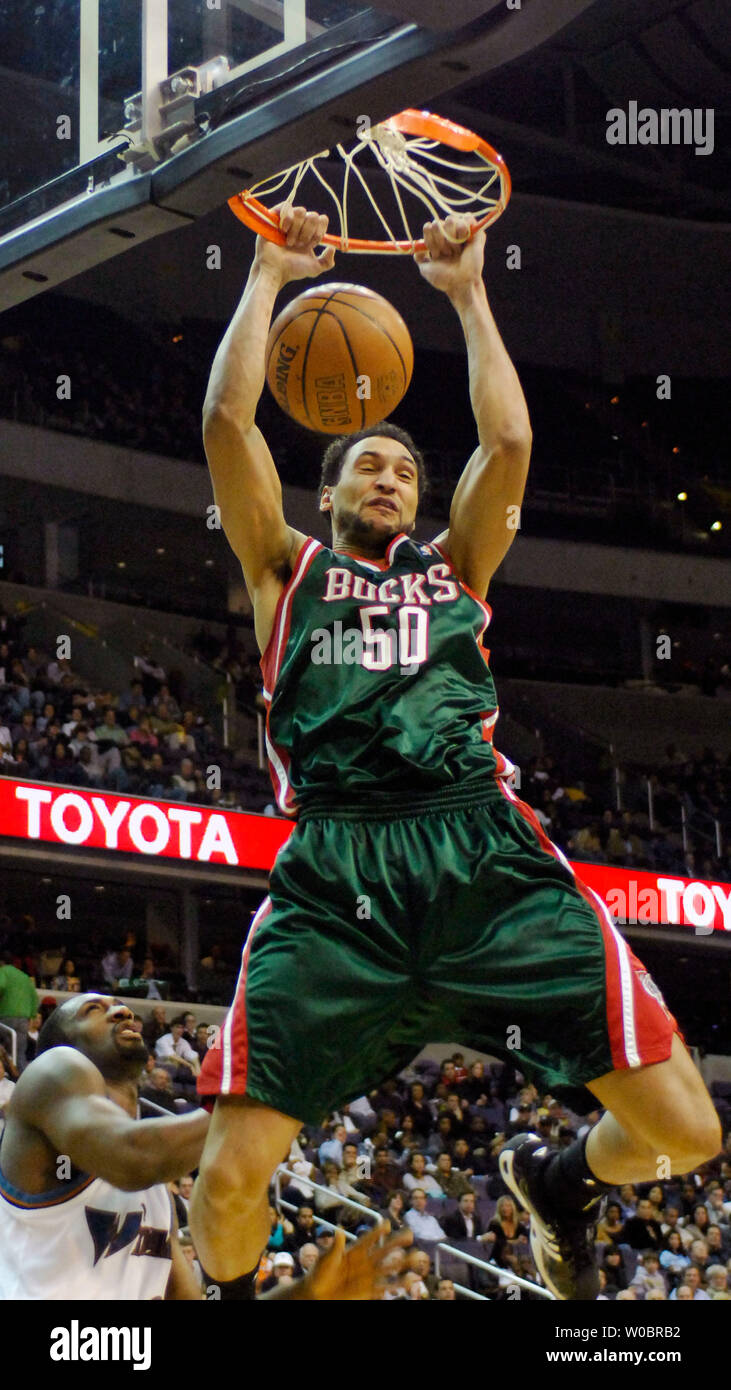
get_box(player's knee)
[620,1084,721,1170]
[674,1109,723,1168]
[197,1141,269,1214]
[646,1106,722,1172]
[202,1157,265,1214]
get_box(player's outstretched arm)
[15,1048,209,1192]
[202,207,335,597]
[415,215,532,599]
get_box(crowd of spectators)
[517,748,731,883]
[185,624,263,723]
[0,333,203,464]
[0,608,272,812]
[0,918,241,1013]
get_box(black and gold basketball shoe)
[499,1133,603,1301]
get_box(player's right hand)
[254,204,336,286]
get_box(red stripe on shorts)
[495,780,680,1075]
[197,896,272,1100]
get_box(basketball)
[265,282,413,434]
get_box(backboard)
[1,0,376,212]
[0,0,396,306]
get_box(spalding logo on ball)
[265,283,414,434]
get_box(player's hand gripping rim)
[254,203,336,287]
[414,214,486,302]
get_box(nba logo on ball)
[265,283,413,434]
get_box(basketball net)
[229,109,511,254]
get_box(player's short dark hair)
[36,1002,71,1055]
[318,423,428,507]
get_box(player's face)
[327,437,419,546]
[65,994,148,1074]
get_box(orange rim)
[228,108,511,253]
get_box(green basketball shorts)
[198,779,681,1124]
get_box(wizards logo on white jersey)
[85,1204,171,1265]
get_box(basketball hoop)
[228,109,511,254]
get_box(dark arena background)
[0,0,728,1362]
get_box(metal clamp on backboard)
[117,57,232,172]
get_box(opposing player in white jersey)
[0,992,409,1300]
[0,994,207,1300]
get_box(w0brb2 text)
[555,1327,680,1338]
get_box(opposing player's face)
[64,994,148,1074]
[327,437,419,547]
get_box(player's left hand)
[299,1221,413,1300]
[414,216,485,300]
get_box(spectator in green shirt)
[0,952,39,1071]
[94,708,129,747]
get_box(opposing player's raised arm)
[17,1048,209,1192]
[416,217,532,599]
[202,208,335,593]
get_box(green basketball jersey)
[260,531,514,815]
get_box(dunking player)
[190,206,721,1300]
[0,994,408,1299]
